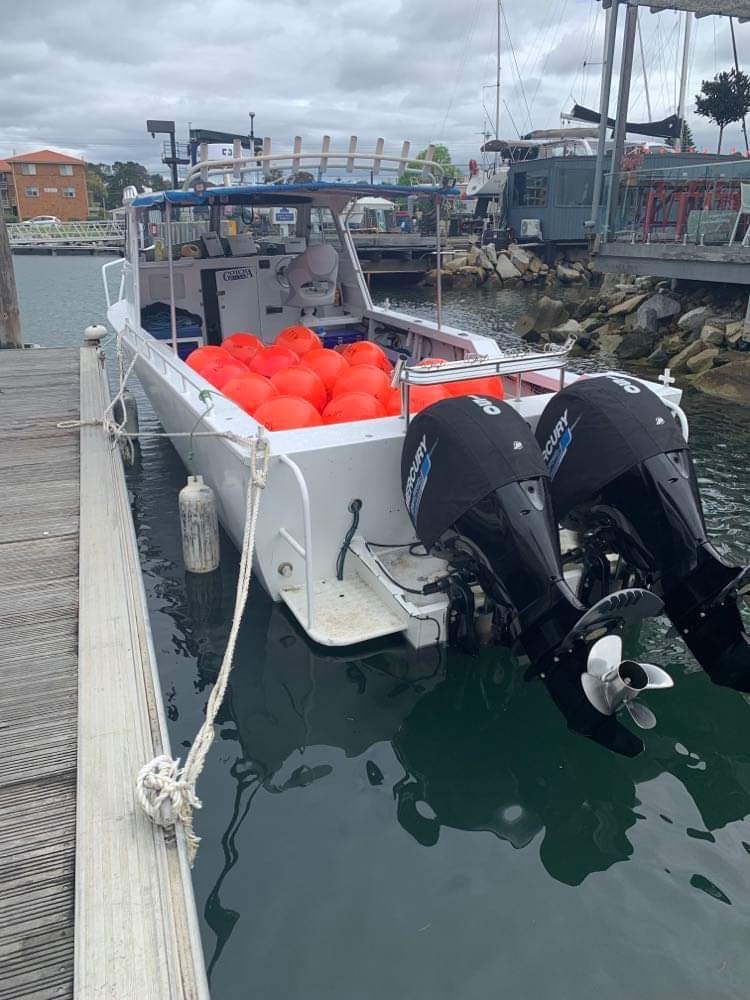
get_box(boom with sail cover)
[569,103,683,140]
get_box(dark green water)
[15,256,750,1000]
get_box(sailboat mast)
[495,0,502,169]
[676,11,692,151]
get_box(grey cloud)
[1,1,749,170]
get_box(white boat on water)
[104,137,750,755]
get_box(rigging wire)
[499,3,533,134]
[437,0,483,139]
[529,0,571,115]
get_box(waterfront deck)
[0,346,207,999]
[593,238,750,285]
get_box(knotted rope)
[135,433,270,863]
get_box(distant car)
[23,215,62,225]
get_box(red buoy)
[271,366,327,413]
[223,332,264,366]
[386,384,450,414]
[340,340,393,372]
[203,361,251,390]
[301,348,350,396]
[254,395,323,431]
[249,344,300,378]
[222,374,278,415]
[332,364,392,406]
[186,346,234,372]
[322,392,387,424]
[275,325,322,357]
[448,376,505,400]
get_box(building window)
[26,187,40,197]
[20,163,37,175]
[558,168,595,207]
[59,164,74,176]
[62,187,76,198]
[513,172,548,208]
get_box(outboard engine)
[535,374,750,695]
[401,395,672,756]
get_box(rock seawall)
[422,242,750,404]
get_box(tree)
[695,69,750,154]
[86,164,108,217]
[398,144,458,186]
[667,121,695,151]
[105,161,151,208]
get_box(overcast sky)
[2,0,750,174]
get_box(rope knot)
[250,433,270,489]
[136,754,202,833]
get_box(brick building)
[6,149,89,223]
[0,159,13,218]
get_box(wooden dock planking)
[0,348,80,1000]
[0,346,207,999]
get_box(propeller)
[581,634,673,730]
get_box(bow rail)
[182,135,443,189]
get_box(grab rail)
[394,339,576,424]
[277,454,315,629]
[102,257,126,309]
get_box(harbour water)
[15,254,750,1000]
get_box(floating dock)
[0,345,208,999]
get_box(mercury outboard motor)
[401,395,671,756]
[535,374,750,695]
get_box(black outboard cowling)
[536,374,750,693]
[401,395,667,755]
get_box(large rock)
[535,296,570,331]
[606,293,648,317]
[632,292,681,330]
[678,306,713,332]
[699,323,725,347]
[549,319,582,343]
[598,333,624,355]
[514,313,537,337]
[724,320,744,340]
[479,245,497,271]
[634,307,659,336]
[507,244,531,273]
[495,255,522,281]
[686,347,719,373]
[616,331,657,361]
[580,313,607,334]
[556,264,581,284]
[669,339,706,372]
[694,359,750,403]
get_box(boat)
[104,136,750,755]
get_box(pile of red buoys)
[186,330,493,430]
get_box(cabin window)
[26,186,40,197]
[62,187,76,198]
[59,165,74,176]
[20,163,37,175]
[558,168,595,207]
[513,171,548,207]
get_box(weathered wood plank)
[0,350,79,1000]
[0,346,206,1000]
[76,347,208,999]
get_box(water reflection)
[187,580,750,931]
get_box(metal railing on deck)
[598,157,750,246]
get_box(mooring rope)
[67,333,272,863]
[135,432,269,863]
